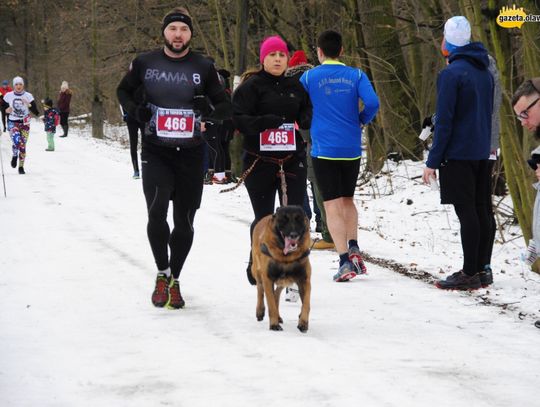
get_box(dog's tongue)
[283,237,299,255]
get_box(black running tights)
[126,117,143,173]
[147,187,196,279]
[453,203,494,276]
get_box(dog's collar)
[260,243,310,260]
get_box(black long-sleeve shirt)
[117,49,232,148]
[233,70,312,159]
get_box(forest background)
[1,0,539,255]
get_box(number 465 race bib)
[156,108,195,139]
[260,123,296,151]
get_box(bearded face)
[163,22,192,56]
[164,36,191,55]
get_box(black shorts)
[439,159,491,205]
[312,157,361,201]
[141,143,205,209]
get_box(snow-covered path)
[0,123,538,406]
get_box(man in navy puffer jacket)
[422,16,494,291]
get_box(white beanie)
[444,16,471,47]
[13,76,24,86]
[61,81,69,91]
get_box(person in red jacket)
[0,80,13,132]
[57,81,72,137]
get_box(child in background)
[42,98,59,151]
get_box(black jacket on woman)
[233,69,312,159]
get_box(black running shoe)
[166,279,185,309]
[151,273,169,307]
[435,270,481,290]
[225,171,238,183]
[535,320,540,329]
[479,267,493,288]
[11,155,17,168]
[18,167,25,174]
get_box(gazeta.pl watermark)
[497,4,540,28]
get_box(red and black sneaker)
[435,270,481,291]
[348,246,367,275]
[151,273,169,307]
[166,279,185,309]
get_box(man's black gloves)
[134,105,152,123]
[193,92,212,117]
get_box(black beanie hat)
[42,97,53,107]
[162,12,193,35]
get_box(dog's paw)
[269,324,283,331]
[257,315,264,321]
[297,321,309,333]
[278,316,283,323]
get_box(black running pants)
[453,203,493,276]
[142,143,205,279]
[145,186,197,279]
[126,116,143,173]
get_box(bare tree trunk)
[91,0,103,139]
[42,0,50,97]
[231,0,249,176]
[214,0,231,71]
[358,0,422,171]
[23,0,30,83]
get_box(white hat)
[444,16,471,47]
[61,81,69,90]
[13,76,24,86]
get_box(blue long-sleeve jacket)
[300,61,379,159]
[426,42,493,169]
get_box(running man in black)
[117,7,232,309]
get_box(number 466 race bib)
[260,123,296,152]
[156,108,195,139]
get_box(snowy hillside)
[0,120,539,406]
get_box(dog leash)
[220,152,294,203]
[219,155,260,194]
[278,162,288,206]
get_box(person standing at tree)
[421,16,494,291]
[57,81,72,138]
[1,76,39,174]
[512,77,540,329]
[117,7,232,309]
[426,38,501,288]
[300,30,379,282]
[232,35,312,285]
[0,80,13,133]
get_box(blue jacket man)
[422,16,495,291]
[426,42,493,169]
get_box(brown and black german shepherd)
[250,205,311,333]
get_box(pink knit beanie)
[259,35,288,64]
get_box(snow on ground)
[0,120,539,407]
